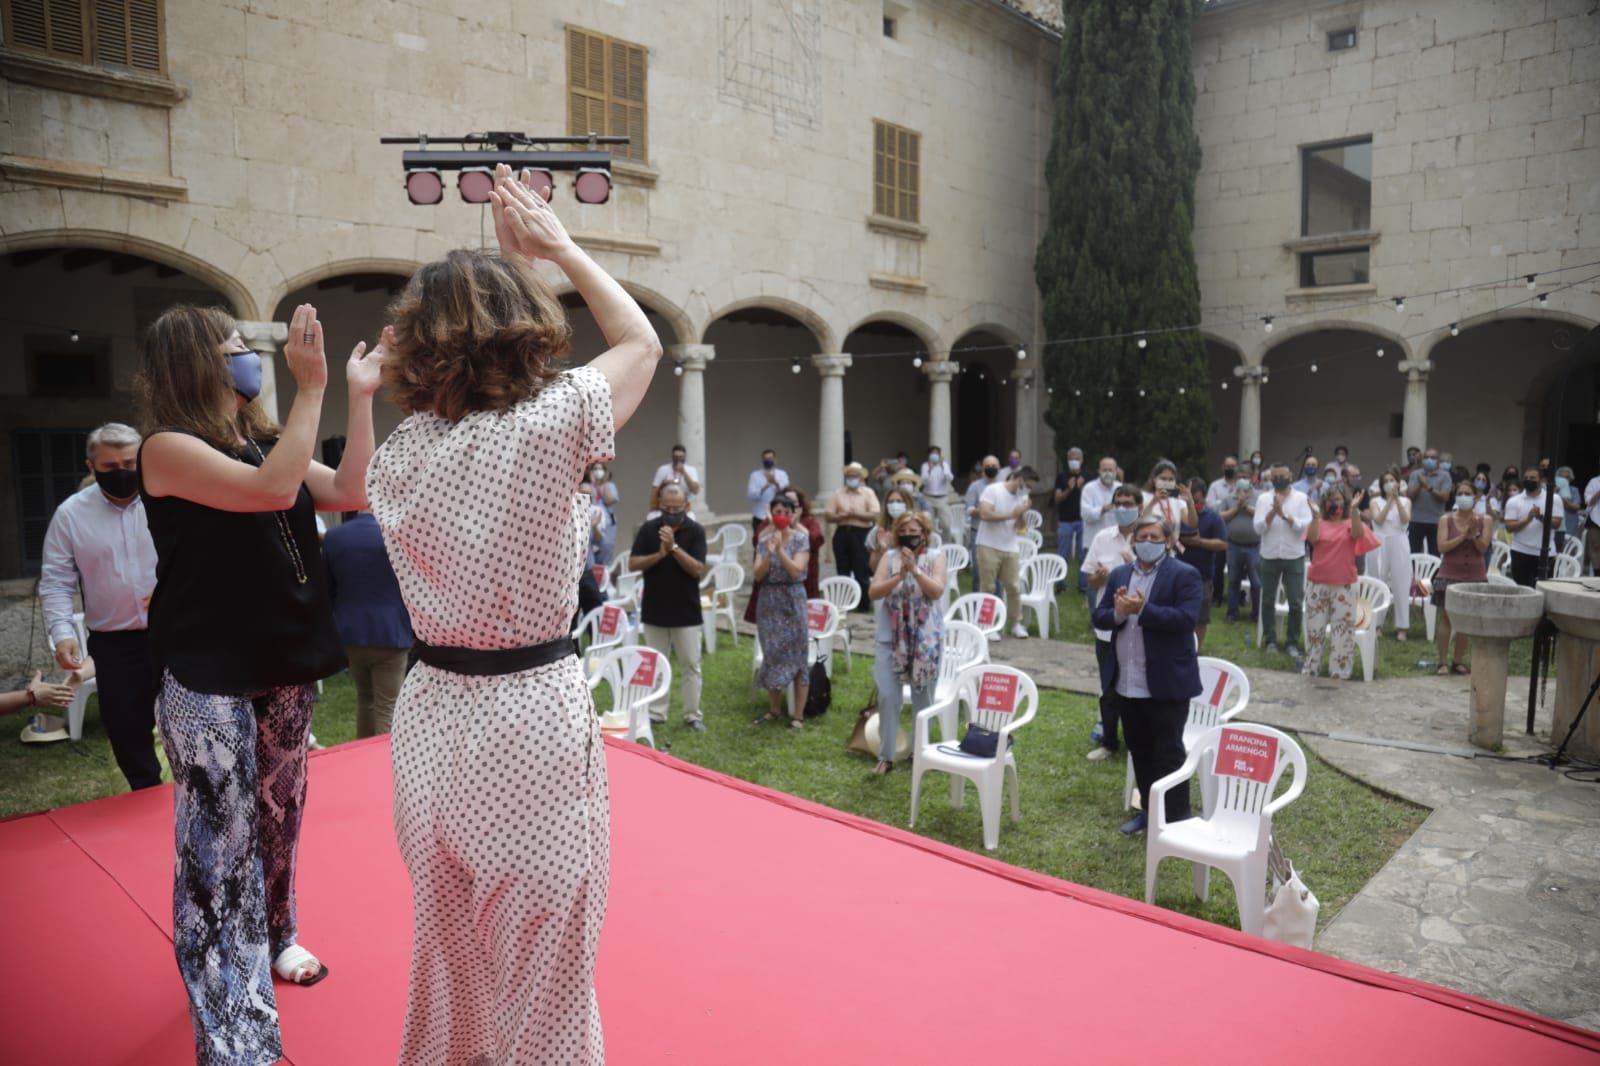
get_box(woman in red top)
[1302,483,1367,679]
[1434,481,1494,675]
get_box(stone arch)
[0,228,258,319]
[1426,305,1597,356]
[945,317,1024,357]
[841,311,937,354]
[1261,317,1412,365]
[266,258,421,319]
[554,279,695,347]
[703,294,833,353]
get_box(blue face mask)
[1323,474,1336,486]
[1422,458,1438,472]
[1133,540,1167,563]
[886,501,907,519]
[1455,495,1475,511]
[1114,506,1140,527]
[227,350,263,401]
[844,477,861,489]
[1556,476,1570,492]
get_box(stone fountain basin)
[1445,583,1544,639]
[1537,577,1600,641]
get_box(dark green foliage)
[1036,0,1215,480]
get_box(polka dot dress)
[367,367,614,1065]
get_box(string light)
[673,361,684,377]
[790,358,802,375]
[1537,292,1548,306]
[1178,386,1186,394]
[1138,388,1147,396]
[1074,388,1082,397]
[912,355,923,368]
[1449,323,1459,336]
[1310,363,1319,373]
[1220,382,1229,390]
[1394,297,1405,312]
[1261,316,1274,334]
[1376,347,1385,357]
[1016,346,1027,360]
[1106,389,1114,397]
[1526,274,1537,290]
[1136,333,1148,348]
[69,330,80,343]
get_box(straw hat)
[843,462,869,478]
[889,468,924,490]
[18,712,68,744]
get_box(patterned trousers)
[1303,582,1358,680]
[157,671,315,1066]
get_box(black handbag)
[958,724,1012,758]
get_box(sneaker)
[1287,644,1304,661]
[1085,746,1114,762]
[687,720,707,732]
[1263,641,1278,655]
[1010,623,1029,639]
[1118,812,1148,835]
[986,630,1001,643]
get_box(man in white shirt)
[650,443,700,513]
[1503,467,1564,587]
[1082,485,1142,761]
[745,448,790,534]
[975,465,1033,639]
[39,423,161,790]
[1078,455,1120,595]
[1205,455,1241,513]
[919,445,961,546]
[1585,472,1600,574]
[965,456,1001,547]
[1252,462,1314,659]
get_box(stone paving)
[838,614,1600,1031]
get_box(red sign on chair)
[1205,669,1230,707]
[592,564,608,588]
[1214,728,1277,783]
[627,654,657,688]
[806,602,830,633]
[976,597,998,627]
[976,671,1019,715]
[599,606,623,638]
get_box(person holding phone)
[866,509,947,774]
[1367,466,1413,641]
[650,443,701,515]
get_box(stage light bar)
[520,168,555,202]
[458,167,495,203]
[405,169,444,205]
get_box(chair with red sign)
[818,575,860,672]
[804,598,840,678]
[592,644,671,749]
[576,601,632,678]
[1144,722,1306,936]
[1124,655,1251,813]
[944,593,1005,656]
[909,663,1038,850]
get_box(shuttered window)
[566,26,647,164]
[873,120,920,224]
[1,0,165,74]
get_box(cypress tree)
[1035,0,1214,484]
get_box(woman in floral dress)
[752,496,813,728]
[867,509,946,773]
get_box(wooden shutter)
[566,26,648,163]
[898,127,919,223]
[607,40,646,162]
[873,121,919,223]
[94,0,163,73]
[2,0,91,62]
[567,27,607,139]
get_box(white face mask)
[1067,459,1081,472]
[844,477,861,489]
[1100,471,1115,484]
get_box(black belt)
[414,637,577,676]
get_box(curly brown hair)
[383,250,572,421]
[135,305,279,450]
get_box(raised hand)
[284,304,328,391]
[488,163,577,263]
[346,326,389,398]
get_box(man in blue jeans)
[1220,476,1261,622]
[1052,446,1086,593]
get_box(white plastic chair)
[577,602,632,677]
[819,575,862,671]
[1023,509,1043,531]
[939,544,969,609]
[611,569,642,616]
[910,664,1038,850]
[708,523,749,565]
[1349,575,1393,683]
[1553,553,1581,579]
[805,598,840,678]
[698,561,744,653]
[592,645,671,749]
[64,612,96,742]
[899,620,990,741]
[1145,723,1307,936]
[1254,582,1290,650]
[1124,655,1252,814]
[1015,539,1038,566]
[1410,553,1441,641]
[1018,554,1068,639]
[1488,540,1510,576]
[1486,572,1517,587]
[1023,527,1044,549]
[945,593,1005,654]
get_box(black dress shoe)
[1118,812,1148,835]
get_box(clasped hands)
[1113,586,1145,616]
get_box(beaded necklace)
[244,438,308,585]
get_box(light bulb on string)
[1220,382,1229,391]
[1537,292,1548,306]
[1074,388,1082,397]
[912,355,923,368]
[1261,374,1269,385]
[1310,363,1319,373]
[1106,389,1114,397]
[1178,386,1186,395]
[1526,274,1537,290]
[1376,347,1385,358]
[1137,333,1148,349]
[1393,297,1405,312]
[69,330,80,343]
[1261,316,1274,334]
[1047,387,1054,395]
[1016,346,1026,361]
[673,362,684,377]
[790,358,802,375]
[1138,388,1146,397]
[1449,323,1459,337]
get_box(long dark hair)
[136,305,278,450]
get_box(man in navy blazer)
[323,510,414,737]
[1091,513,1204,834]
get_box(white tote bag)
[1263,837,1319,950]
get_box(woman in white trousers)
[1367,467,1412,640]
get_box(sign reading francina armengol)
[1214,728,1277,784]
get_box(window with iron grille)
[566,26,647,164]
[1,0,165,75]
[13,427,91,577]
[873,120,920,224]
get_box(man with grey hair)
[39,422,161,789]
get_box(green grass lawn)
[3,564,1432,935]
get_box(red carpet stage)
[4,737,1597,1065]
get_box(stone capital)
[667,343,715,371]
[811,352,852,377]
[922,359,958,384]
[237,320,288,352]
[1233,364,1267,381]
[1397,359,1433,378]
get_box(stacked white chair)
[576,601,633,677]
[910,664,1039,850]
[939,544,969,610]
[709,522,749,566]
[1125,656,1252,814]
[1016,538,1038,564]
[1254,583,1290,650]
[698,561,744,652]
[1410,552,1441,641]
[1022,527,1044,549]
[1488,540,1510,576]
[1349,575,1393,683]
[64,612,96,742]
[818,575,862,671]
[944,593,1005,655]
[1553,553,1581,579]
[592,645,671,749]
[1018,554,1068,639]
[1145,723,1307,936]
[1023,510,1043,532]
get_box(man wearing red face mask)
[752,496,813,728]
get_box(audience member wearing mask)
[1142,459,1194,550]
[649,443,700,514]
[1053,447,1087,593]
[1504,467,1562,586]
[323,507,414,737]
[1367,466,1413,641]
[1078,456,1120,594]
[1253,463,1314,659]
[1291,455,1322,503]
[1586,469,1600,574]
[1326,445,1349,478]
[1247,451,1266,487]
[751,497,813,728]
[38,421,161,789]
[1091,513,1204,835]
[920,445,962,547]
[1301,483,1368,681]
[628,483,710,730]
[1405,447,1453,554]
[869,486,918,566]
[587,461,620,566]
[1205,456,1242,605]
[870,452,911,501]
[746,448,790,534]
[866,486,914,756]
[866,510,947,775]
[1178,477,1228,650]
[965,455,1002,548]
[1400,446,1422,480]
[1433,482,1492,675]
[1471,467,1502,521]
[789,488,825,599]
[976,463,1034,639]
[1555,466,1582,553]
[1082,486,1142,761]
[825,462,881,610]
[1220,471,1261,624]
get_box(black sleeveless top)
[139,430,345,696]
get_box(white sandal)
[272,944,329,986]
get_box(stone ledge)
[1285,282,1379,300]
[868,271,928,294]
[1283,229,1382,254]
[571,231,662,257]
[0,48,186,108]
[865,213,929,241]
[610,159,659,188]
[0,154,187,201]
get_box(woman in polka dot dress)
[368,165,663,1064]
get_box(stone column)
[812,353,852,497]
[668,343,714,508]
[237,320,288,422]
[1013,368,1037,461]
[923,360,957,458]
[1234,364,1264,458]
[1398,359,1432,461]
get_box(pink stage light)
[404,169,443,205]
[520,168,555,202]
[458,167,495,203]
[574,168,611,204]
